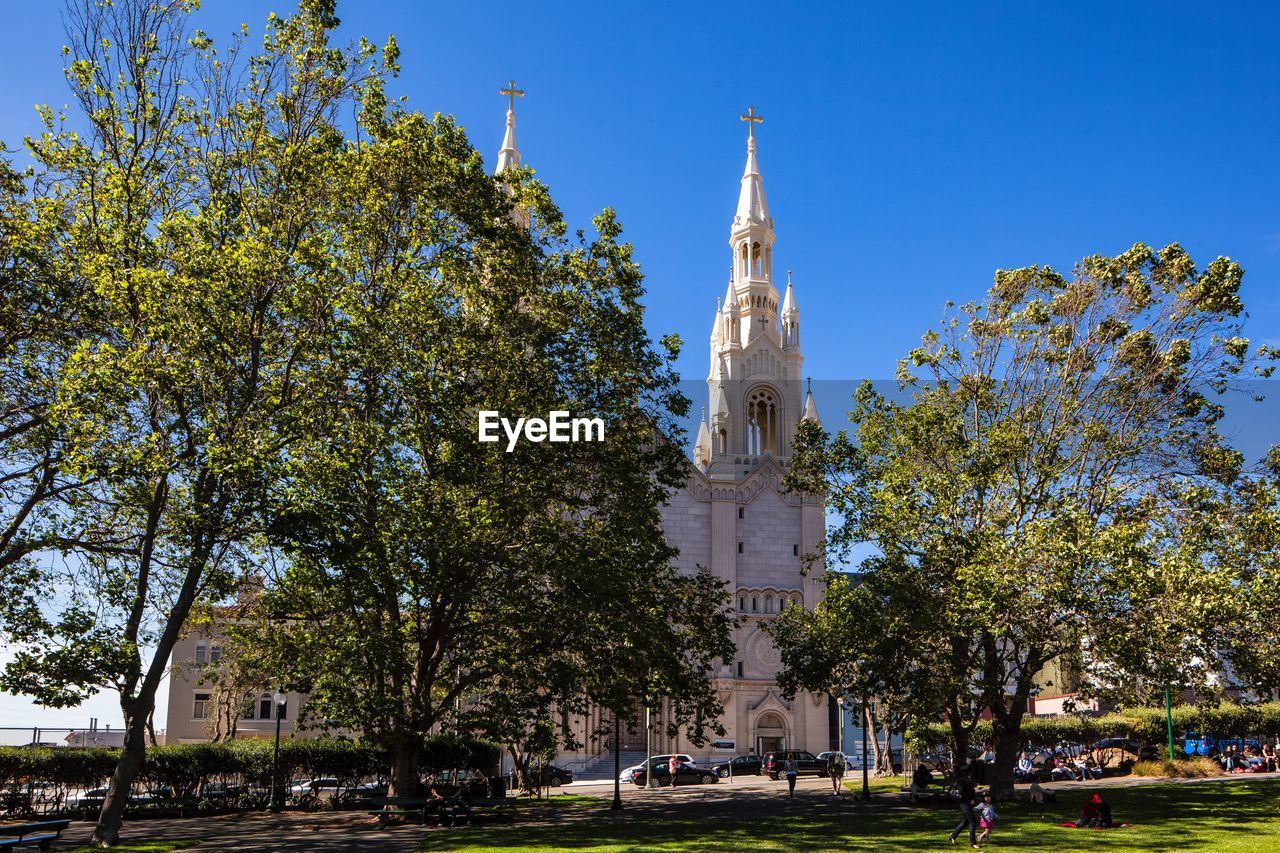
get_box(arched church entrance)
[754,710,788,756]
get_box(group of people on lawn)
[1218,743,1277,773]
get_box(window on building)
[746,387,778,455]
[209,645,223,664]
[738,507,744,519]
[737,661,744,677]
[739,596,745,610]
[259,695,273,720]
[194,643,206,665]
[192,693,211,720]
[241,699,255,719]
[738,542,744,554]
[793,544,800,557]
[278,700,288,721]
[752,596,758,612]
[764,594,774,613]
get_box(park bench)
[0,819,71,850]
[367,795,512,827]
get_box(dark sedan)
[541,764,573,787]
[762,750,826,780]
[629,759,718,787]
[709,754,763,778]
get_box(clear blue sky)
[2,1,1278,729]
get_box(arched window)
[752,596,758,612]
[752,242,762,277]
[764,594,774,613]
[746,387,779,455]
[739,596,746,610]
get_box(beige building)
[161,627,307,745]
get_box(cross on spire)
[740,105,763,139]
[500,79,525,112]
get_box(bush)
[0,733,499,818]
[1132,758,1222,778]
[906,700,1280,756]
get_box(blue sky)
[2,1,1278,729]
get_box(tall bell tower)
[695,108,817,477]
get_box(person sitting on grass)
[1076,793,1112,828]
[1014,752,1036,783]
[976,791,998,845]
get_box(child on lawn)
[977,791,998,844]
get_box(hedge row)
[0,734,499,816]
[906,701,1280,753]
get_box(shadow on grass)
[419,779,1280,852]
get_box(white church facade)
[549,106,835,773]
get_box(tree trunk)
[878,718,894,776]
[946,699,971,771]
[507,744,531,793]
[865,705,885,776]
[988,720,1022,801]
[91,702,151,847]
[388,734,422,797]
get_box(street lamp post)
[860,696,871,800]
[268,688,285,812]
[611,713,623,810]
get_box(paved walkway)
[49,771,1280,850]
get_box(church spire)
[495,79,524,174]
[734,106,771,231]
[781,270,800,350]
[694,407,711,470]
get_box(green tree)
[779,243,1270,798]
[246,101,733,793]
[0,1,391,844]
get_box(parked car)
[709,754,763,778]
[816,751,854,773]
[67,787,158,808]
[287,778,385,801]
[435,769,500,797]
[539,764,573,787]
[762,750,826,780]
[619,753,693,784]
[629,758,717,787]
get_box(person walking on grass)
[948,766,980,848]
[827,751,846,797]
[786,756,799,797]
[976,791,998,845]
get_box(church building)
[658,107,832,763]
[527,101,834,774]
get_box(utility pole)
[611,714,623,810]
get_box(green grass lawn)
[418,777,1280,851]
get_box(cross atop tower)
[740,105,763,139]
[500,79,525,112]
